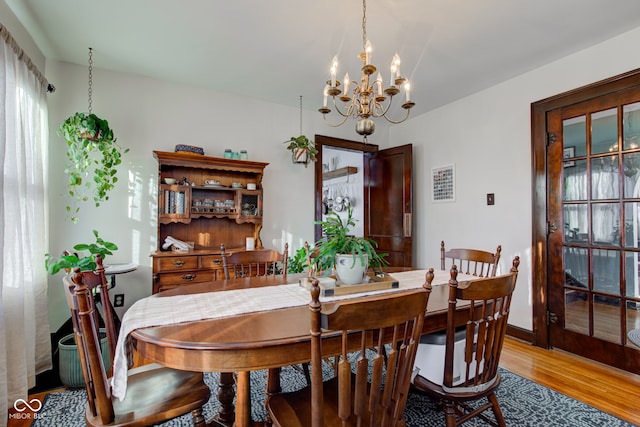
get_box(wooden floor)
[7,337,640,426]
[500,337,640,425]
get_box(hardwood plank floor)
[500,337,640,425]
[7,337,640,426]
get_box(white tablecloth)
[111,269,458,400]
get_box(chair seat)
[85,364,210,427]
[268,377,388,427]
[412,371,502,402]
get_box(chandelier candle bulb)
[405,82,411,102]
[365,40,372,65]
[393,53,401,79]
[323,85,329,107]
[330,56,338,87]
[376,73,383,96]
[343,73,350,96]
[390,63,397,86]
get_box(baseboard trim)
[507,325,533,343]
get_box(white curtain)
[0,26,51,426]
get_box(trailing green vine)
[59,112,128,222]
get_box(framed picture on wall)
[563,146,575,167]
[432,164,455,202]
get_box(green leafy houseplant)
[59,112,128,222]
[287,245,311,274]
[314,205,388,274]
[284,135,318,167]
[45,230,118,275]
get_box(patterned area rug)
[32,366,636,426]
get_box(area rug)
[31,366,636,426]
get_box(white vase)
[335,253,368,285]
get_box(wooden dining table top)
[131,272,460,372]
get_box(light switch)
[487,193,495,205]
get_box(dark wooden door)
[363,144,413,267]
[545,88,640,373]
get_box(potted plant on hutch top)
[314,205,388,284]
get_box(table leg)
[210,372,235,426]
[266,368,282,395]
[235,371,251,427]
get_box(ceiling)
[8,0,640,118]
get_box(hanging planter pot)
[292,147,309,164]
[284,135,317,168]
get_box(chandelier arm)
[381,107,412,125]
[331,97,356,118]
[369,98,393,118]
[322,111,352,128]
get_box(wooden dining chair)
[412,257,520,427]
[221,243,288,279]
[266,271,433,427]
[63,255,210,427]
[441,240,502,277]
[63,253,119,375]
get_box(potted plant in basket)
[314,205,388,284]
[284,135,318,167]
[59,112,128,223]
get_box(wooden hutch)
[151,151,268,293]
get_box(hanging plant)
[283,96,317,167]
[59,112,127,218]
[284,135,318,166]
[59,48,128,223]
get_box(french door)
[536,75,640,373]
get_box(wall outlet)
[114,294,125,307]
[487,193,495,205]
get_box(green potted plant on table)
[59,112,128,223]
[284,135,318,167]
[315,206,388,284]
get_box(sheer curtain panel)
[0,25,51,426]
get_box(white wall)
[392,26,640,330]
[44,60,363,331]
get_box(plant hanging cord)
[88,47,93,114]
[299,95,303,136]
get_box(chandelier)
[318,0,415,137]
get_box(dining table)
[112,268,476,427]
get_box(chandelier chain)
[88,47,93,114]
[362,0,367,50]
